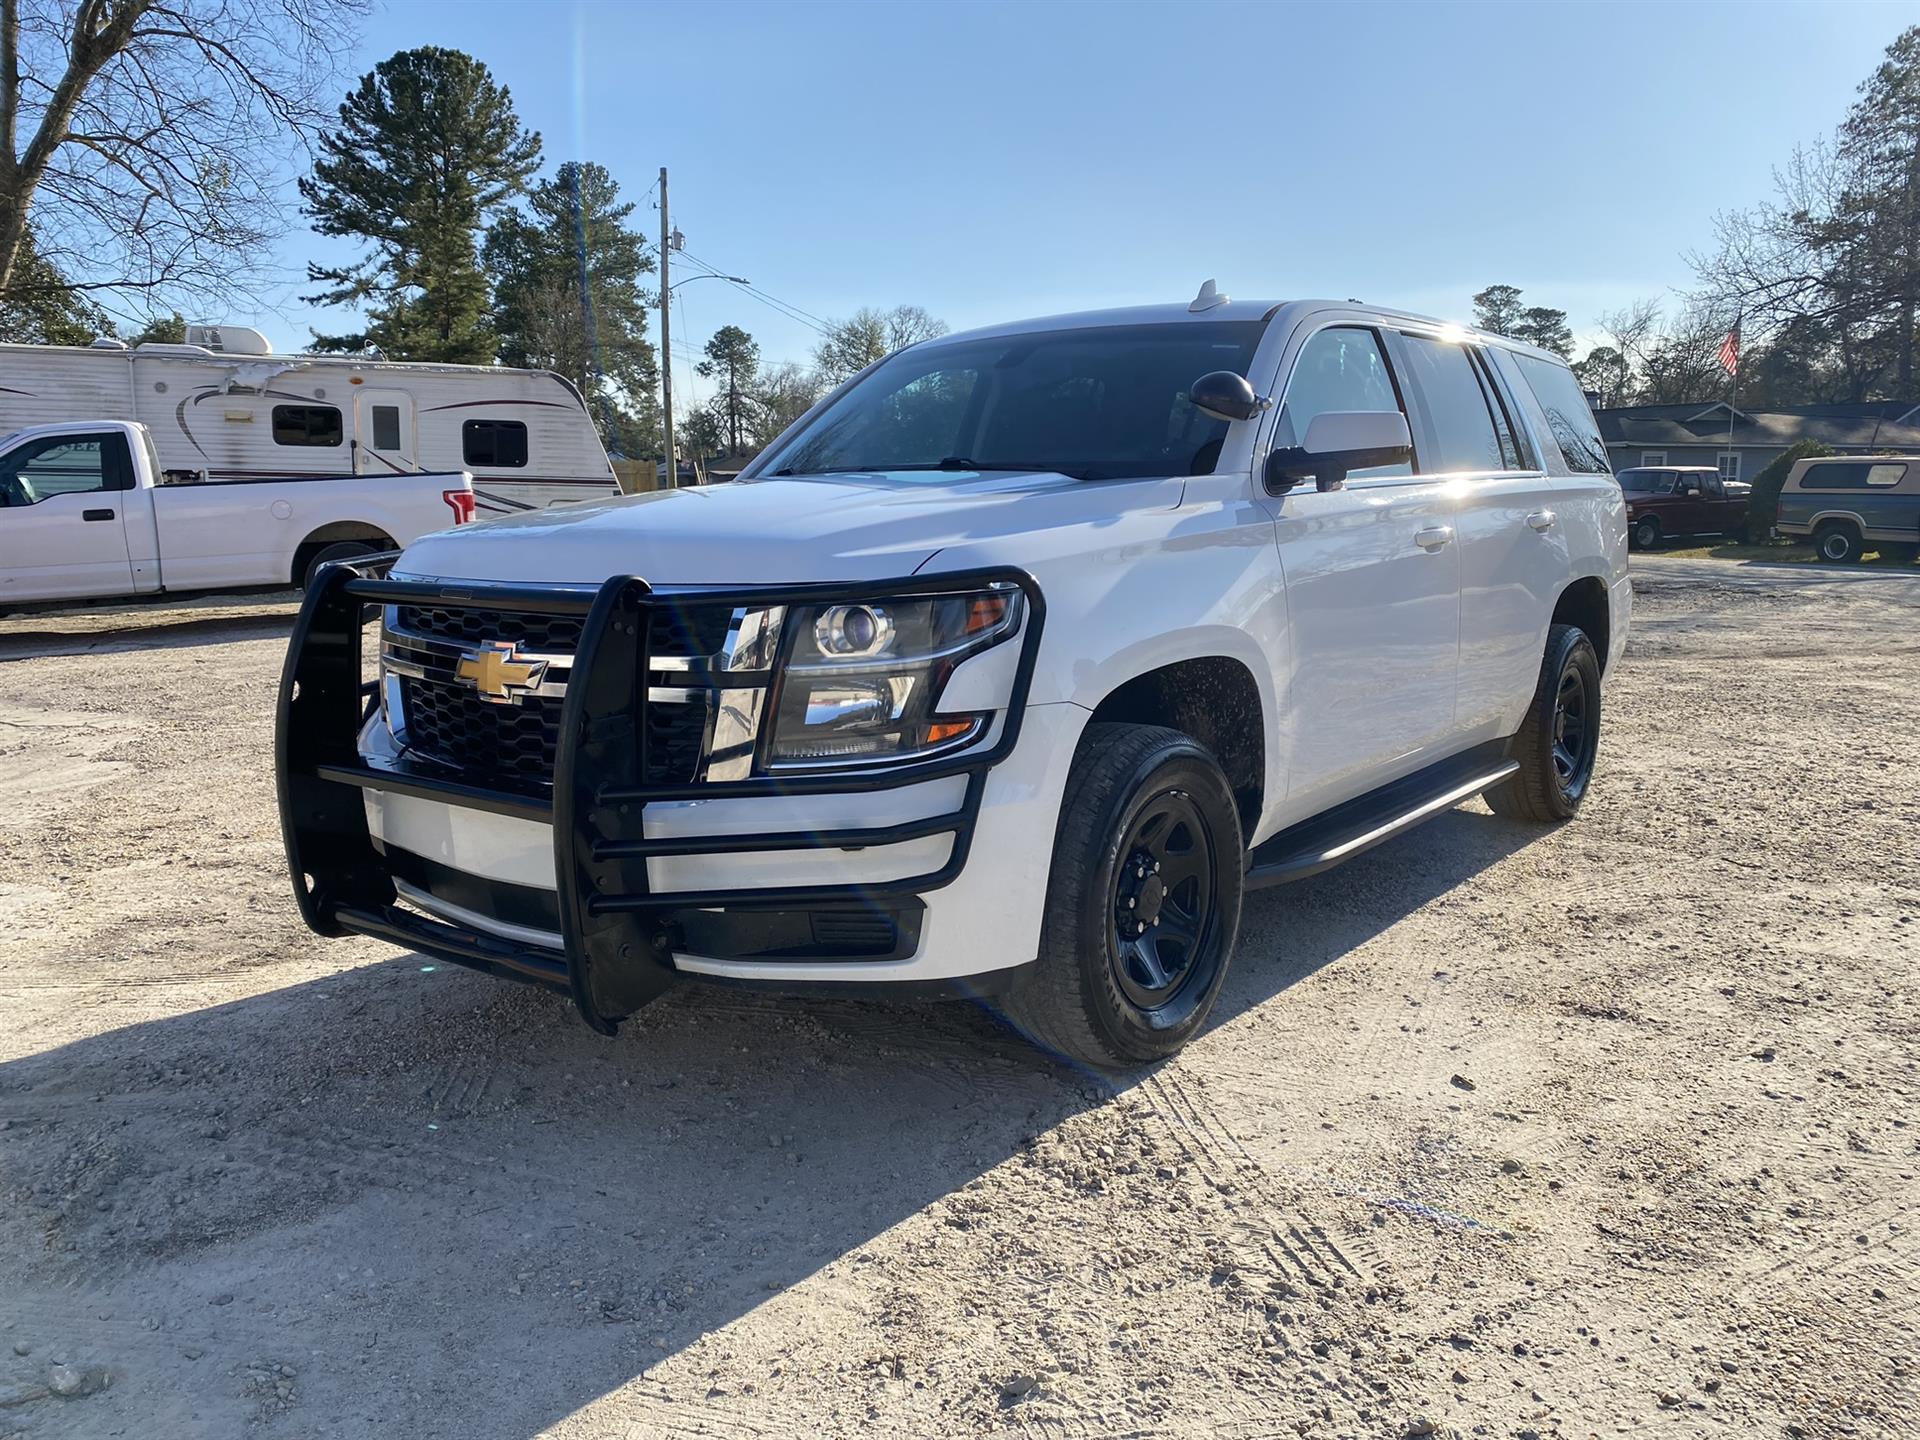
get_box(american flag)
[1717,323,1741,377]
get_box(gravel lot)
[1,558,1915,1440]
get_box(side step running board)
[1245,742,1518,889]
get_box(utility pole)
[658,166,674,489]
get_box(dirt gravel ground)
[0,558,1915,1440]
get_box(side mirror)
[1266,410,1412,494]
[1188,370,1270,423]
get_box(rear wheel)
[1631,516,1661,550]
[300,540,379,591]
[1004,723,1244,1069]
[1487,624,1602,824]
[1813,523,1863,564]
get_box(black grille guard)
[274,559,1047,1033]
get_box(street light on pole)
[668,274,749,292]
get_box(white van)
[0,325,617,517]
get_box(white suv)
[277,288,1628,1068]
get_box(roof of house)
[1595,400,1920,451]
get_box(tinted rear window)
[272,405,343,447]
[1617,470,1675,493]
[463,419,528,468]
[1802,460,1909,489]
[1511,353,1609,474]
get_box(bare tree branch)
[0,0,367,326]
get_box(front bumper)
[275,563,1054,1032]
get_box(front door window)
[1275,327,1411,477]
[0,435,120,507]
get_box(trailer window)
[463,419,528,468]
[370,405,401,451]
[272,405,343,447]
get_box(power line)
[672,245,835,336]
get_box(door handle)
[82,508,116,522]
[1526,509,1556,531]
[1414,525,1454,550]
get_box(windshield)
[757,320,1267,483]
[1618,470,1676,494]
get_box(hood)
[394,469,1183,588]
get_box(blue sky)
[261,0,1913,402]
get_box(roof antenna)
[1188,278,1229,313]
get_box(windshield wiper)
[771,459,1092,480]
[915,457,1090,479]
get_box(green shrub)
[1749,439,1833,540]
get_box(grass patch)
[1644,537,1917,567]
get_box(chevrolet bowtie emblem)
[456,640,548,705]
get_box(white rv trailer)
[0,324,618,516]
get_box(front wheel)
[1631,516,1661,550]
[1005,723,1244,1069]
[1487,624,1602,823]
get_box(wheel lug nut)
[1152,861,1161,873]
[1127,898,1136,909]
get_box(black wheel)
[1004,723,1244,1069]
[1487,624,1602,823]
[1631,516,1661,550]
[1813,523,1862,564]
[301,540,379,591]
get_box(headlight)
[766,585,1024,768]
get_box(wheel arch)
[1551,574,1612,674]
[1082,652,1267,840]
[290,523,397,586]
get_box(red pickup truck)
[1617,466,1751,548]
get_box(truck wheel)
[1631,516,1660,550]
[1813,523,1862,564]
[300,540,378,591]
[1004,723,1244,1069]
[1487,624,1602,824]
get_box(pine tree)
[1471,285,1525,337]
[697,325,761,455]
[486,161,659,453]
[300,47,540,362]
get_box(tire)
[1631,516,1661,550]
[300,540,379,591]
[1004,723,1245,1069]
[1487,624,1602,824]
[1813,523,1863,564]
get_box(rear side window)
[1511,353,1609,474]
[1802,461,1908,489]
[463,419,528,468]
[272,405,343,447]
[1398,335,1503,472]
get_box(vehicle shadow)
[0,598,295,660]
[0,808,1541,1438]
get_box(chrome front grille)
[380,598,765,787]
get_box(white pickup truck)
[277,291,1628,1068]
[0,419,474,610]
